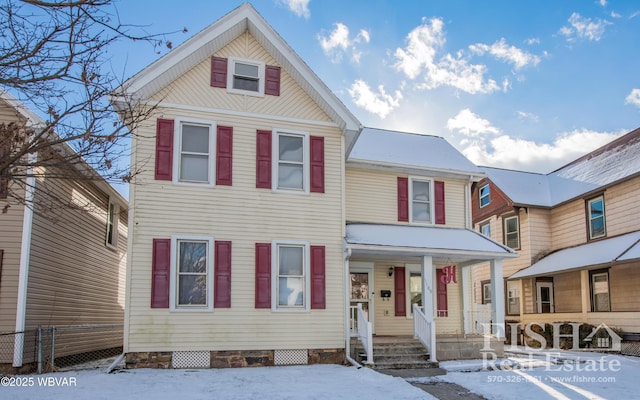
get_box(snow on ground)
[410,348,640,400]
[1,364,435,400]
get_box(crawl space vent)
[172,351,210,368]
[274,349,308,365]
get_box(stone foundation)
[436,335,504,360]
[125,348,345,369]
[125,352,172,369]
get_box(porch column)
[490,259,505,338]
[580,270,589,321]
[461,265,473,334]
[421,256,436,361]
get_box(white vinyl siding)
[126,107,344,351]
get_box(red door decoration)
[440,265,457,284]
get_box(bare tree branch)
[0,0,185,216]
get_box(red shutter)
[310,245,326,309]
[394,266,406,316]
[214,241,232,308]
[310,136,325,193]
[435,180,446,225]
[216,126,233,186]
[255,243,271,308]
[397,177,409,222]
[265,65,281,96]
[210,57,228,88]
[151,239,171,308]
[256,130,272,189]
[155,119,174,181]
[436,269,448,317]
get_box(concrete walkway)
[377,368,487,400]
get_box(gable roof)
[348,128,485,180]
[113,3,361,140]
[480,127,640,208]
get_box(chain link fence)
[0,324,123,374]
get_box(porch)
[345,223,517,365]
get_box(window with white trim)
[506,280,520,315]
[228,57,265,96]
[176,120,215,185]
[587,196,606,240]
[170,236,213,311]
[480,221,491,238]
[503,215,520,249]
[481,280,491,304]
[479,184,490,208]
[105,199,119,248]
[273,241,309,311]
[274,131,308,192]
[405,264,422,316]
[410,178,433,224]
[590,270,610,312]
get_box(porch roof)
[345,224,517,262]
[510,230,640,279]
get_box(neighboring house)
[0,91,128,371]
[470,127,640,336]
[111,3,516,369]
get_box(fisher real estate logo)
[480,322,623,372]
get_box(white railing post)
[356,303,373,364]
[413,304,437,362]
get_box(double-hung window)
[587,196,606,239]
[228,57,265,96]
[506,280,520,315]
[176,120,215,185]
[591,270,610,312]
[503,215,520,249]
[274,241,309,310]
[170,236,213,311]
[481,280,492,304]
[105,199,119,248]
[480,221,491,238]
[274,131,308,192]
[410,178,433,223]
[479,184,490,208]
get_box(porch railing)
[356,303,373,364]
[413,304,437,362]
[349,306,358,337]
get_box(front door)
[536,282,554,313]
[349,264,374,335]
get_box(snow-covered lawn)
[412,348,640,400]
[3,349,639,399]
[2,364,434,400]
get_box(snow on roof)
[346,223,516,256]
[348,128,483,177]
[510,230,640,279]
[481,167,597,207]
[552,127,640,186]
[482,128,640,207]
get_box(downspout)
[343,246,361,368]
[465,177,473,229]
[13,153,36,367]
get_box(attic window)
[228,57,265,96]
[479,184,490,208]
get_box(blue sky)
[114,0,640,174]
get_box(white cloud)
[625,88,640,108]
[516,111,539,122]
[348,79,402,119]
[560,12,612,42]
[611,11,622,18]
[469,38,541,69]
[318,23,370,63]
[277,0,310,19]
[393,17,499,94]
[599,0,607,6]
[526,38,540,45]
[460,129,621,172]
[446,109,500,137]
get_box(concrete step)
[373,359,440,370]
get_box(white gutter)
[13,154,36,367]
